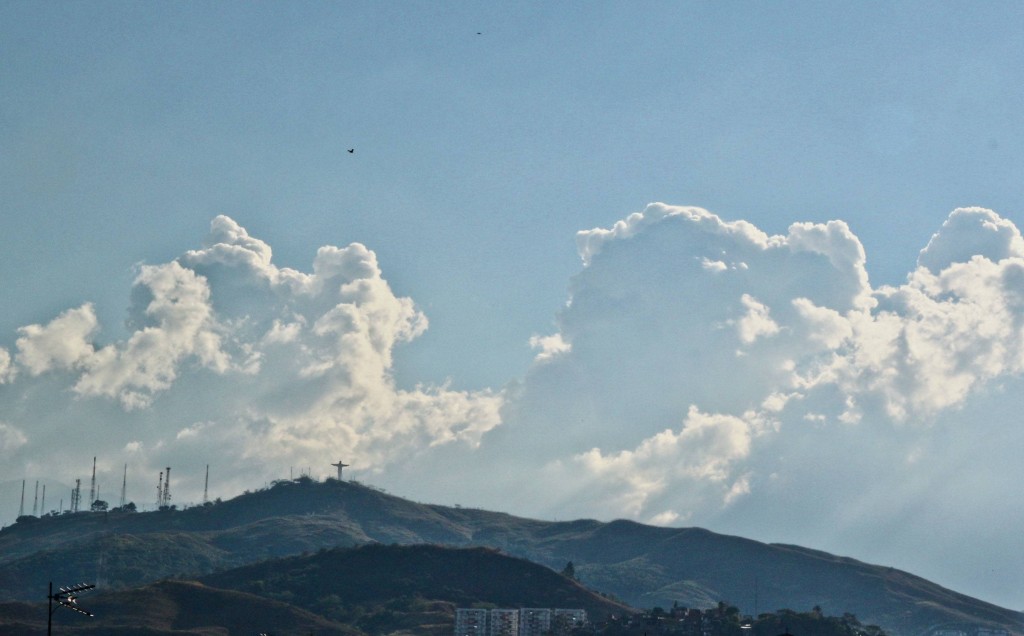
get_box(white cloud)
[735,294,780,344]
[383,203,1024,608]
[0,215,501,513]
[15,304,98,375]
[0,422,27,453]
[6,204,1024,608]
[0,348,13,383]
[529,333,571,362]
[918,207,1024,274]
[73,262,228,409]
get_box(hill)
[0,477,1019,636]
[0,544,628,635]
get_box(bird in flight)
[347,149,354,154]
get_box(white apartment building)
[519,608,552,636]
[553,609,587,632]
[455,609,489,636]
[454,607,586,636]
[490,608,520,636]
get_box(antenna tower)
[18,479,24,517]
[41,485,46,516]
[32,480,39,515]
[89,457,96,506]
[71,479,81,513]
[157,471,163,508]
[120,464,127,508]
[203,464,209,504]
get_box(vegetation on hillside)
[0,477,1019,636]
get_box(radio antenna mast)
[203,464,209,504]
[70,479,81,513]
[18,480,25,517]
[32,480,39,516]
[89,457,96,507]
[119,464,127,508]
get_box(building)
[553,609,587,634]
[489,608,519,636]
[455,609,489,636]
[519,608,552,636]
[453,607,585,636]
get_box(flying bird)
[347,148,354,153]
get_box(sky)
[3,0,1024,612]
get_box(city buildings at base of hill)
[455,607,587,636]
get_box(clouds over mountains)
[2,205,1024,602]
[497,205,1024,532]
[0,216,502,497]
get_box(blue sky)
[4,1,1024,611]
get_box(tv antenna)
[330,460,350,481]
[47,581,95,635]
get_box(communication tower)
[203,464,209,504]
[32,480,39,516]
[70,479,81,513]
[119,464,127,508]
[41,485,46,516]
[157,471,163,507]
[89,457,96,506]
[18,479,24,517]
[163,467,171,507]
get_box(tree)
[561,560,577,580]
[91,499,108,512]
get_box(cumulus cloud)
[15,304,99,375]
[5,204,1024,607]
[418,203,1024,588]
[0,348,13,383]
[918,206,1024,273]
[0,215,501,509]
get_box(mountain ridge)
[0,477,1019,636]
